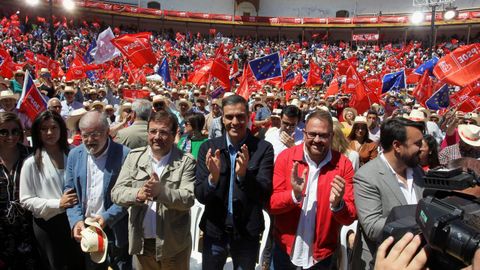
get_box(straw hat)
[353,116,367,124]
[408,110,426,122]
[66,108,87,131]
[14,69,25,76]
[176,98,192,110]
[81,217,108,264]
[91,101,106,111]
[105,104,115,112]
[0,89,18,101]
[39,68,50,74]
[64,86,75,94]
[458,124,480,147]
[119,102,132,113]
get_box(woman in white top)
[19,111,84,270]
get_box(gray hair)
[132,99,152,121]
[79,111,109,131]
[47,97,61,107]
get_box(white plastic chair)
[224,209,271,270]
[190,200,204,270]
[339,220,358,270]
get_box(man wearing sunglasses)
[269,110,357,270]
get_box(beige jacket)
[111,146,196,260]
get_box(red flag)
[433,43,480,87]
[111,32,156,68]
[229,59,240,80]
[306,61,323,87]
[349,90,379,115]
[345,66,367,101]
[188,61,212,86]
[236,64,261,100]
[412,72,433,106]
[209,28,216,35]
[337,57,357,75]
[175,32,185,43]
[325,74,339,97]
[211,45,231,89]
[65,55,87,81]
[0,48,14,78]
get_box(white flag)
[91,27,120,64]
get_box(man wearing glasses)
[269,110,357,270]
[65,111,131,270]
[195,94,274,269]
[265,105,304,161]
[60,86,83,119]
[112,110,196,270]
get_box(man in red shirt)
[269,110,357,269]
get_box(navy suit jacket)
[65,140,130,247]
[194,131,274,239]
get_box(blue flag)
[382,70,406,93]
[426,84,450,110]
[414,57,438,76]
[157,58,171,84]
[249,52,282,81]
[84,40,97,82]
[284,71,295,82]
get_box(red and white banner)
[433,43,480,87]
[123,89,151,101]
[352,33,379,41]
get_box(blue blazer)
[65,140,130,247]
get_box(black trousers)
[33,213,85,270]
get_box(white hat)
[66,108,87,131]
[408,110,426,122]
[81,217,108,264]
[0,90,17,101]
[91,101,106,111]
[64,86,75,94]
[176,98,192,110]
[458,124,480,147]
[353,116,367,124]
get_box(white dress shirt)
[20,150,67,220]
[265,127,304,161]
[143,148,172,239]
[291,148,332,268]
[85,140,110,217]
[380,154,417,204]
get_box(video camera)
[382,167,480,269]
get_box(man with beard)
[269,110,357,269]
[65,111,131,270]
[351,118,425,270]
[438,124,480,165]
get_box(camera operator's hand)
[462,249,480,270]
[374,233,428,270]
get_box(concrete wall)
[105,0,480,17]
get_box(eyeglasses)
[148,129,173,138]
[81,131,104,140]
[304,131,331,141]
[0,128,21,137]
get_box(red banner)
[122,89,151,101]
[433,43,480,87]
[352,33,379,41]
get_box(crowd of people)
[0,9,479,270]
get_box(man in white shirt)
[265,105,304,161]
[352,118,426,269]
[65,111,131,270]
[269,110,357,270]
[60,86,83,119]
[111,110,196,270]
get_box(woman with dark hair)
[19,111,84,270]
[419,134,440,171]
[0,112,40,269]
[347,116,378,166]
[177,112,208,159]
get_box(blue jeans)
[272,241,332,270]
[202,234,260,270]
